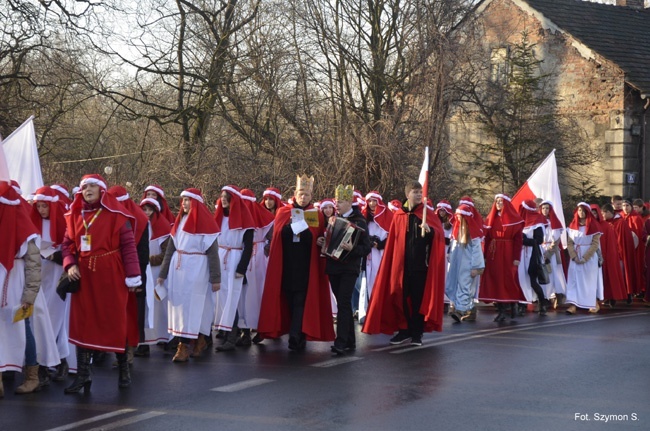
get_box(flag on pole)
[418,146,429,199]
[1,116,43,198]
[0,140,10,196]
[511,149,565,229]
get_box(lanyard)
[83,208,102,234]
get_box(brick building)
[448,0,650,203]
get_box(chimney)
[616,0,645,9]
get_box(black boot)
[539,298,549,316]
[52,358,69,382]
[116,352,131,388]
[38,365,51,389]
[494,303,507,322]
[216,330,238,352]
[236,329,252,347]
[64,348,92,394]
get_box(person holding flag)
[362,179,446,346]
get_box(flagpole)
[421,197,428,237]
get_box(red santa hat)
[388,199,402,213]
[0,185,39,276]
[213,185,256,232]
[50,183,73,211]
[30,186,66,246]
[241,188,274,229]
[142,184,176,224]
[261,187,284,211]
[318,198,335,211]
[69,174,134,221]
[172,188,218,236]
[363,191,393,233]
[140,197,171,241]
[452,203,484,240]
[484,194,523,228]
[352,190,365,208]
[435,200,453,215]
[9,180,32,214]
[518,199,549,229]
[539,200,563,230]
[568,202,601,236]
[108,185,150,243]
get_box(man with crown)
[258,175,335,350]
[316,185,371,355]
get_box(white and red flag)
[511,149,565,229]
[418,146,429,198]
[1,116,44,198]
[0,140,10,195]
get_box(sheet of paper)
[291,219,309,235]
[154,283,167,301]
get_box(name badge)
[80,235,92,252]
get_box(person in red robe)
[362,180,446,346]
[141,185,176,225]
[478,194,525,321]
[590,204,627,305]
[602,203,637,303]
[257,175,334,350]
[61,174,141,394]
[622,199,645,297]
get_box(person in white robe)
[566,202,603,314]
[539,200,567,307]
[212,186,255,351]
[157,188,220,362]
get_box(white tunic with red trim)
[237,223,272,330]
[167,216,217,338]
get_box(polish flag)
[1,116,43,198]
[511,149,565,229]
[418,146,429,199]
[0,142,9,195]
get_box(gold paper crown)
[335,185,354,201]
[296,174,314,192]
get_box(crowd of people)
[1,173,649,397]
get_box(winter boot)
[64,348,92,394]
[15,365,41,394]
[236,329,252,347]
[38,365,51,389]
[216,331,237,352]
[190,335,208,358]
[494,303,507,322]
[52,358,69,382]
[116,352,131,388]
[172,342,190,362]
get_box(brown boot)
[15,365,41,394]
[172,342,190,362]
[190,335,207,358]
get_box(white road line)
[43,409,137,431]
[310,356,363,368]
[210,378,274,392]
[86,411,166,431]
[391,311,650,354]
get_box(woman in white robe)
[157,189,220,362]
[539,201,567,306]
[212,186,255,351]
[565,202,603,314]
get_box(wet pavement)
[2,302,649,431]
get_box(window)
[490,47,509,84]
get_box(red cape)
[479,214,526,302]
[598,220,628,300]
[624,211,646,294]
[607,215,638,295]
[362,203,446,334]
[257,204,335,341]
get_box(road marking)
[86,411,166,430]
[310,356,362,368]
[391,311,650,354]
[211,378,274,392]
[43,409,137,431]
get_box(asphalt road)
[2,303,649,431]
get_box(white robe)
[143,228,171,344]
[518,223,545,303]
[39,220,70,359]
[359,220,388,322]
[167,217,218,339]
[541,225,567,299]
[213,217,249,331]
[566,227,603,309]
[237,223,271,330]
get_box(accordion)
[322,216,363,261]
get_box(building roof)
[523,0,650,94]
